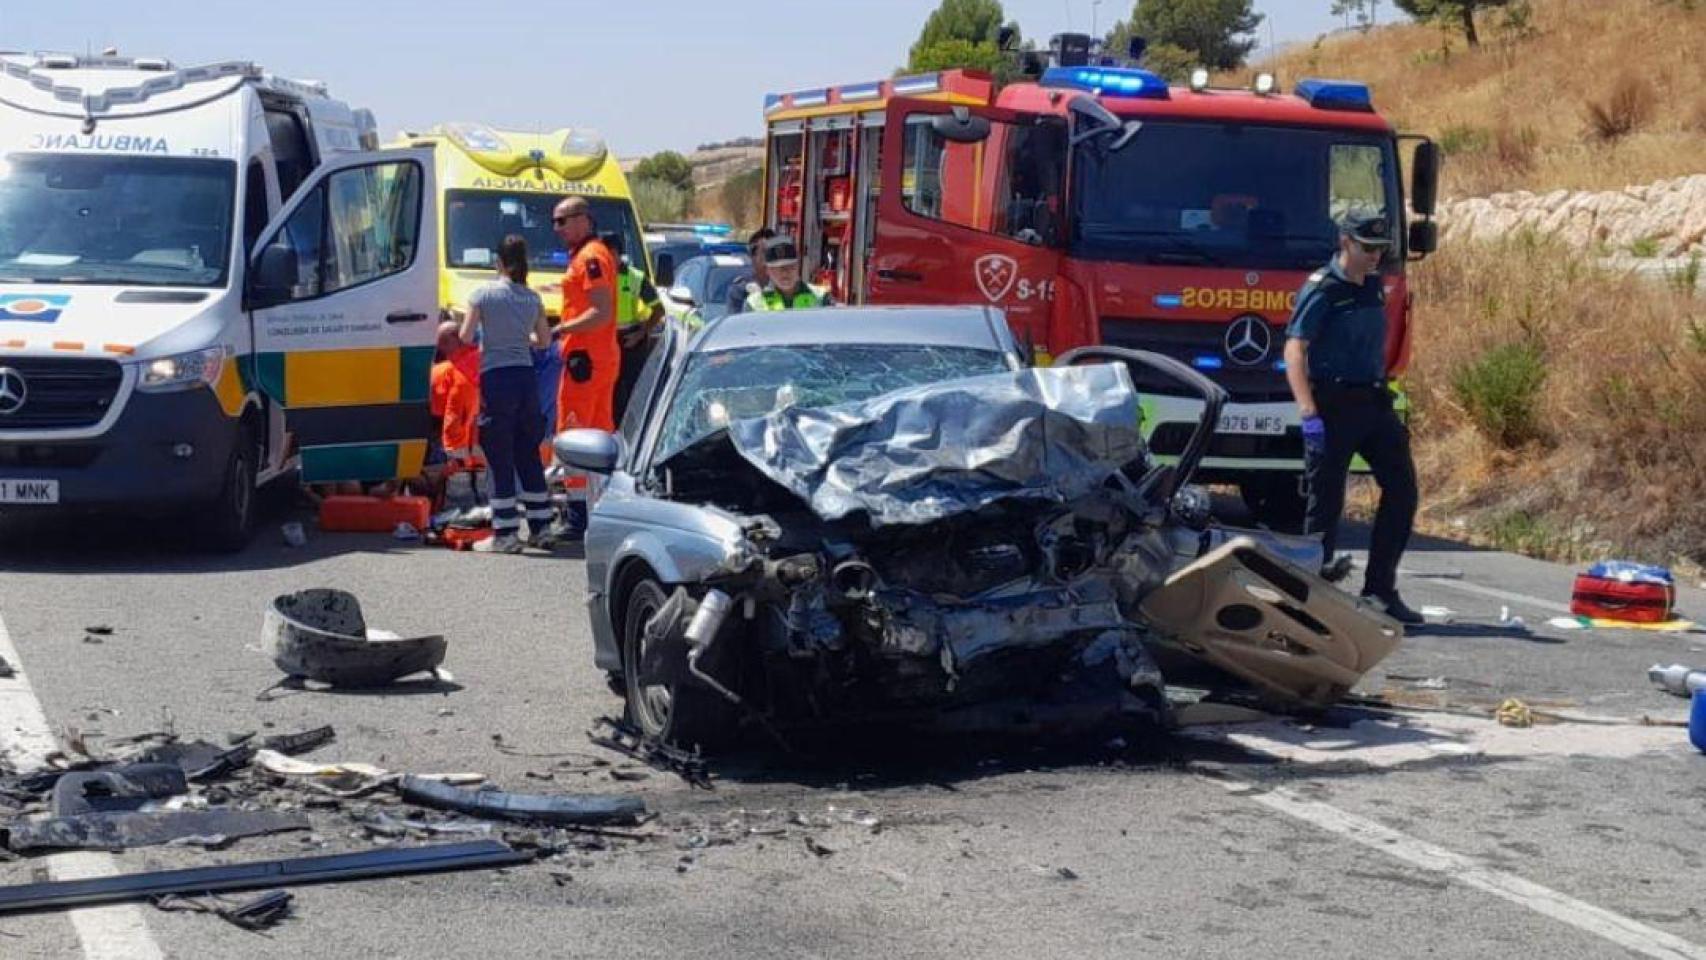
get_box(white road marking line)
[0,611,165,960]
[1221,779,1706,960]
[1407,575,1574,615]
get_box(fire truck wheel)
[1239,473,1307,533]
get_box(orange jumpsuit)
[556,237,620,433]
[430,346,482,461]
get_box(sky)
[0,1,1389,157]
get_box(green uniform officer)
[602,231,662,424]
[1283,208,1422,626]
[744,237,833,312]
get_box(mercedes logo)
[0,367,26,416]
[1223,315,1274,366]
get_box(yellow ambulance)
[393,124,648,318]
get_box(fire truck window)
[1329,145,1388,224]
[903,113,1058,240]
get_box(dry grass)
[1401,234,1706,569]
[1248,0,1706,197]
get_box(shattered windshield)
[654,343,1010,463]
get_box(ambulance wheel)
[620,577,736,752]
[201,423,259,553]
[1239,473,1307,533]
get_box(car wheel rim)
[630,591,673,734]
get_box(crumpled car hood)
[721,364,1145,527]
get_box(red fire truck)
[760,61,1439,525]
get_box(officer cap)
[1337,207,1392,246]
[762,237,800,267]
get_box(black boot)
[1361,589,1424,626]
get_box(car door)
[869,99,1067,355]
[246,149,438,483]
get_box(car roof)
[693,305,1014,353]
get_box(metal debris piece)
[52,765,187,817]
[262,589,447,687]
[5,809,310,852]
[397,776,646,827]
[136,740,256,782]
[588,716,712,790]
[0,840,531,914]
[803,836,836,858]
[84,626,114,636]
[0,654,14,679]
[254,749,483,798]
[259,726,336,756]
[154,889,294,932]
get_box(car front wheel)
[621,577,737,751]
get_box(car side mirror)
[248,242,296,309]
[668,285,698,308]
[655,254,676,288]
[552,428,620,474]
[931,107,991,144]
[1410,140,1440,217]
[1408,219,1438,256]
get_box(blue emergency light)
[1191,355,1224,371]
[1295,78,1374,112]
[1041,66,1170,99]
[693,224,734,237]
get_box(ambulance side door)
[245,148,439,484]
[869,98,1066,357]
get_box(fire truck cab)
[760,63,1439,526]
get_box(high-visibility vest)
[615,263,654,328]
[745,283,829,312]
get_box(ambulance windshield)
[0,154,237,287]
[445,192,644,274]
[1071,123,1400,270]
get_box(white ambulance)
[0,53,438,548]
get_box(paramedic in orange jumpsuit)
[552,196,619,433]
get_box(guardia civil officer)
[744,237,833,311]
[1283,209,1422,626]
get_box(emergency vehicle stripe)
[255,347,435,407]
[214,356,246,418]
[300,440,428,485]
[287,402,433,447]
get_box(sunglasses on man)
[552,212,587,226]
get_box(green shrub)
[1666,253,1701,296]
[1438,123,1491,155]
[1451,340,1548,446]
[630,177,692,225]
[1628,235,1662,258]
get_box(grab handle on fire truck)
[875,268,924,283]
[1054,346,1229,502]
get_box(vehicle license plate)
[1216,412,1288,435]
[0,479,59,504]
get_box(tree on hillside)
[1392,0,1513,47]
[632,151,694,193]
[719,168,764,232]
[1331,0,1382,32]
[1104,0,1264,72]
[631,177,691,226]
[906,0,1021,83]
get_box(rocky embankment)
[1439,175,1706,259]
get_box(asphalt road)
[0,502,1703,960]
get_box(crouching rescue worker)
[549,196,620,540]
[745,236,833,311]
[429,320,483,506]
[458,234,555,553]
[1283,209,1422,626]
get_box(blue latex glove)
[1301,415,1327,457]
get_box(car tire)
[200,423,258,553]
[1239,473,1307,533]
[620,578,737,752]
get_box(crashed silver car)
[556,307,1400,749]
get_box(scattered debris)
[1420,606,1456,624]
[803,836,836,858]
[588,716,712,790]
[260,726,337,756]
[393,522,421,541]
[0,654,13,679]
[357,812,494,839]
[1055,866,1080,880]
[1649,664,1706,698]
[0,840,531,914]
[1498,606,1527,631]
[1495,698,1535,728]
[253,750,482,798]
[262,589,448,687]
[397,776,646,827]
[84,625,114,636]
[281,522,308,548]
[5,809,310,852]
[153,889,294,932]
[52,764,188,816]
[137,739,256,782]
[1549,616,1591,631]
